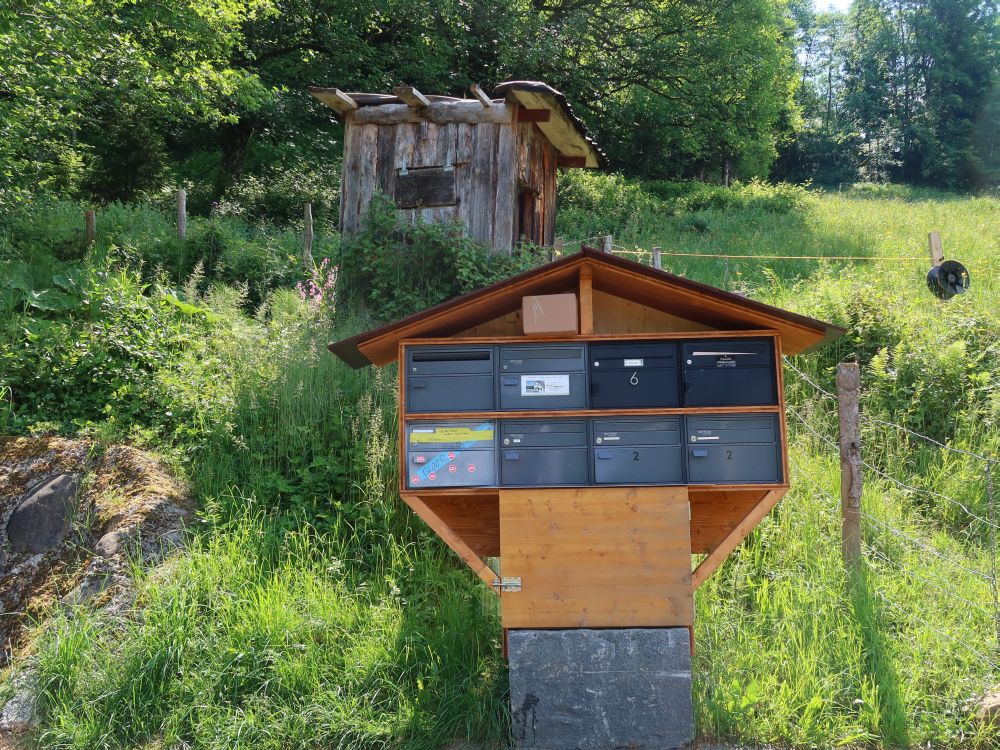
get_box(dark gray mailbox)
[681,338,776,407]
[499,344,588,410]
[685,414,782,484]
[592,418,684,484]
[500,420,589,486]
[406,346,496,412]
[406,420,497,488]
[590,341,680,409]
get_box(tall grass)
[11,182,1000,748]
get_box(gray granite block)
[508,628,693,750]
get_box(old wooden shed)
[309,81,602,252]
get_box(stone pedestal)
[508,628,693,750]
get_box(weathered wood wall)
[339,104,559,254]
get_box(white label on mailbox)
[624,358,644,367]
[521,374,570,396]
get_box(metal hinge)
[492,576,522,593]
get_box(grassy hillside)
[2,179,998,749]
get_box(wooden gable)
[329,247,844,367]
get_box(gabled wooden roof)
[329,247,845,367]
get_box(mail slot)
[685,414,782,484]
[499,345,588,410]
[406,345,496,412]
[406,421,497,488]
[681,338,777,407]
[592,418,684,485]
[590,342,680,409]
[500,420,589,486]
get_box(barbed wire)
[782,357,996,464]
[787,406,1000,533]
[875,591,999,671]
[860,511,993,582]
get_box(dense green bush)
[337,194,547,322]
[217,163,341,229]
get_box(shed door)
[498,487,693,628]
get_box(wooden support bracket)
[401,494,498,590]
[394,85,431,109]
[692,488,786,588]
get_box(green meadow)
[2,177,998,748]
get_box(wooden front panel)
[499,487,693,628]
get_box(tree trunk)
[217,117,257,194]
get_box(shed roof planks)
[310,80,604,168]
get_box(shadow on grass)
[849,564,910,747]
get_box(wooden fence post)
[84,210,96,247]
[601,235,613,254]
[927,231,943,267]
[652,246,662,270]
[303,203,314,270]
[837,362,863,570]
[551,237,564,262]
[177,188,187,239]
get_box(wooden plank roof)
[329,247,845,367]
[309,80,604,168]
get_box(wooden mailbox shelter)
[309,81,603,252]
[330,248,844,637]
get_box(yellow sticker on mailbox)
[409,427,494,443]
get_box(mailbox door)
[685,415,782,484]
[405,421,497,488]
[499,487,693,628]
[681,338,777,407]
[590,342,680,409]
[593,446,684,484]
[500,447,590,486]
[406,346,496,412]
[499,345,588,410]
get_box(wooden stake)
[601,235,613,254]
[470,83,492,108]
[837,362,863,570]
[84,210,96,247]
[303,203,314,269]
[552,237,564,263]
[928,231,944,267]
[177,188,187,239]
[652,246,662,270]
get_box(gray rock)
[0,678,38,732]
[0,547,7,575]
[508,628,694,750]
[94,529,129,558]
[6,474,80,554]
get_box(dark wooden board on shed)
[394,167,457,208]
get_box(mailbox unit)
[682,337,777,407]
[406,346,496,412]
[329,164,843,750]
[590,341,680,409]
[499,344,588,410]
[500,420,589,486]
[406,421,497,488]
[592,417,684,485]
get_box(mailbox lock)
[593,361,599,367]
[503,438,510,445]
[595,437,603,444]
[686,359,692,365]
